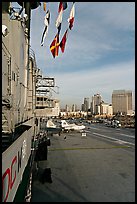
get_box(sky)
[29,2,135,109]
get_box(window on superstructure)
[12,71,16,81]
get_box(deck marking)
[49,146,130,151]
[119,133,135,138]
[92,132,135,146]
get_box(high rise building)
[83,97,90,112]
[81,103,86,111]
[72,104,77,112]
[91,94,102,114]
[112,90,132,114]
[65,104,70,112]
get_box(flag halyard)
[48,2,76,58]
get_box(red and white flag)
[68,2,75,30]
[58,2,67,12]
[55,9,63,33]
[59,29,69,53]
[55,2,64,34]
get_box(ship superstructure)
[2,2,60,202]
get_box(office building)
[112,90,132,115]
[91,94,102,114]
[100,103,113,115]
[83,97,90,112]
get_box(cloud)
[54,60,135,108]
[30,2,135,109]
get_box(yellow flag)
[43,2,46,11]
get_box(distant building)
[72,104,77,112]
[65,104,70,112]
[112,90,132,115]
[108,104,113,115]
[81,103,86,112]
[83,97,90,112]
[91,94,102,114]
[100,103,113,115]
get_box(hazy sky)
[30,2,135,109]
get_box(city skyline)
[62,89,134,111]
[30,2,135,109]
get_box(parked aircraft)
[61,120,85,132]
[46,119,57,128]
[46,119,62,134]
